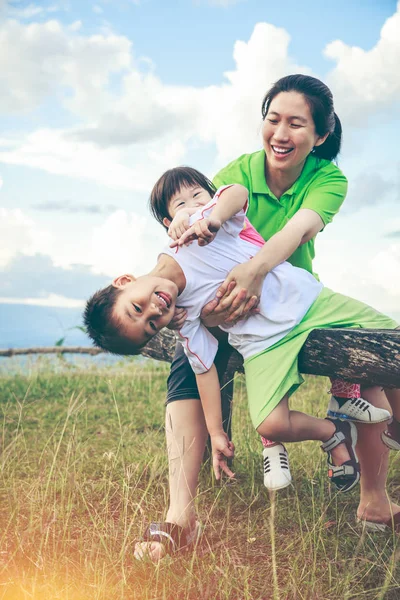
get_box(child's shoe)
[263,443,292,491]
[321,418,360,493]
[381,418,400,451]
[327,395,391,424]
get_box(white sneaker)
[327,396,391,424]
[262,444,292,491]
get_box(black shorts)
[166,341,234,404]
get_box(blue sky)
[0,0,399,319]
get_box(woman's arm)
[196,365,235,480]
[201,208,323,325]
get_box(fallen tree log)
[0,346,103,357]
[2,328,399,387]
[141,327,400,388]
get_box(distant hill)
[0,303,90,349]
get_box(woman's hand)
[210,431,235,480]
[166,306,187,330]
[201,261,263,326]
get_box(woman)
[135,74,399,560]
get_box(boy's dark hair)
[84,285,143,355]
[261,74,342,162]
[149,166,216,229]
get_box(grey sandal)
[321,418,360,493]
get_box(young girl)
[151,166,392,490]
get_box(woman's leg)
[381,387,400,450]
[356,386,400,522]
[384,387,400,421]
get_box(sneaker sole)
[327,410,390,424]
[263,479,292,492]
[381,433,400,451]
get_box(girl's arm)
[201,208,323,326]
[171,184,248,248]
[195,365,235,480]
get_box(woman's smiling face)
[262,91,328,175]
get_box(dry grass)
[0,357,399,599]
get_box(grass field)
[0,357,399,600]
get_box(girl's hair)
[261,74,342,161]
[149,166,216,228]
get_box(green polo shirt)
[213,150,347,277]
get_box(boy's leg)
[165,399,208,526]
[134,399,207,561]
[356,386,400,523]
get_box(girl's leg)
[134,399,208,560]
[356,386,400,522]
[256,396,350,466]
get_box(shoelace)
[349,398,369,412]
[263,452,289,474]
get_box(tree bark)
[141,327,400,388]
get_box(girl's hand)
[168,211,191,241]
[166,306,187,330]
[210,431,235,480]
[200,261,262,325]
[170,217,221,248]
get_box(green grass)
[0,357,399,599]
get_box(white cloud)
[7,3,45,19]
[0,129,139,190]
[0,204,167,298]
[0,130,186,191]
[344,170,398,212]
[369,244,400,304]
[0,208,52,267]
[0,174,3,190]
[0,294,84,308]
[325,2,400,125]
[88,209,167,277]
[196,22,308,164]
[0,19,132,113]
[0,9,399,196]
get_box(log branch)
[1,328,399,388]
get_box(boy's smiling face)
[163,184,212,227]
[112,274,178,346]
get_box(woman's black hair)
[261,74,342,161]
[149,166,216,229]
